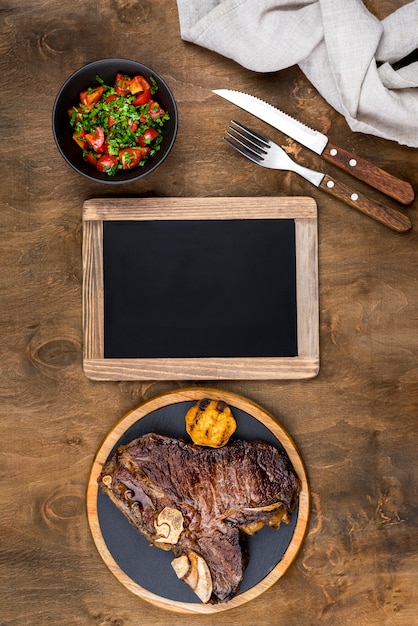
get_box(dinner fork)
[224,120,412,233]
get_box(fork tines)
[224,120,270,164]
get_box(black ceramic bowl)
[52,58,178,184]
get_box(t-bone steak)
[98,432,301,603]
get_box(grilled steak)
[98,433,301,603]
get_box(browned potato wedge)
[185,399,236,448]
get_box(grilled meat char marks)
[99,433,301,603]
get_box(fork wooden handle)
[323,143,415,205]
[320,174,412,233]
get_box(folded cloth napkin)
[176,0,418,147]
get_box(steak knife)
[213,89,415,205]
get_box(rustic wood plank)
[83,355,321,381]
[1,0,417,624]
[83,219,104,360]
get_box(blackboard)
[82,197,319,380]
[103,218,297,359]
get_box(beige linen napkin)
[176,0,418,147]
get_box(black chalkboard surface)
[103,219,297,359]
[82,197,319,380]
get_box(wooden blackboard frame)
[82,197,319,380]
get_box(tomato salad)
[68,73,170,176]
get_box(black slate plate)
[87,388,309,614]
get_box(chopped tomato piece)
[130,75,151,94]
[114,73,131,96]
[136,127,159,146]
[72,129,87,149]
[133,88,152,106]
[68,105,83,122]
[105,93,118,103]
[119,147,145,169]
[80,86,104,110]
[84,152,98,166]
[143,127,159,141]
[129,120,138,133]
[96,154,119,173]
[148,101,165,119]
[85,126,105,152]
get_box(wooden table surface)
[1,1,417,624]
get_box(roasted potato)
[185,399,236,448]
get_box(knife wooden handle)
[319,174,412,233]
[323,142,415,205]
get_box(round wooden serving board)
[86,387,310,614]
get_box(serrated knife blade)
[214,89,328,155]
[213,89,414,205]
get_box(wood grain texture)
[322,142,415,205]
[319,175,412,233]
[86,388,310,614]
[1,0,418,624]
[83,220,104,359]
[82,197,319,380]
